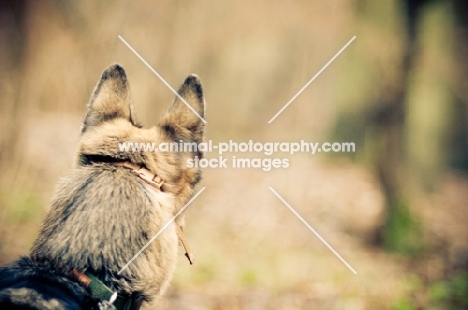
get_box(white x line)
[269,187,357,274]
[117,187,206,275]
[268,36,356,123]
[118,35,207,124]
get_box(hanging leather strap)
[114,161,194,265]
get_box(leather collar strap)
[114,161,164,190]
[176,225,194,265]
[71,269,143,310]
[114,161,194,265]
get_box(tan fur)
[29,64,205,307]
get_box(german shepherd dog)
[0,64,205,309]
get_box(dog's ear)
[160,75,205,140]
[81,64,137,133]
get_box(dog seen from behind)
[0,64,205,309]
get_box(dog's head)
[77,64,205,216]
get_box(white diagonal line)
[269,187,357,274]
[117,187,206,275]
[268,36,356,123]
[118,35,207,124]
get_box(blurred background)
[1,0,468,309]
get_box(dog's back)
[31,164,178,300]
[0,257,90,309]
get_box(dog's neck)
[81,157,195,265]
[82,155,165,191]
[112,160,194,265]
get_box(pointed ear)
[81,64,137,133]
[160,75,205,139]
